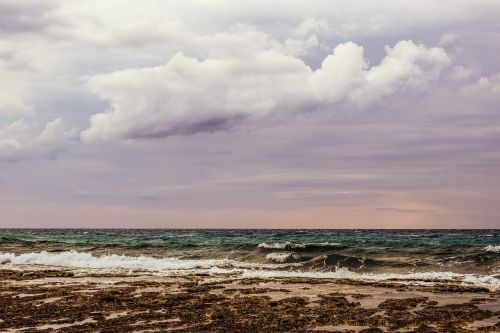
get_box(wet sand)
[1,269,499,332]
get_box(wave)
[1,250,499,291]
[257,241,341,250]
[265,252,302,263]
[484,245,500,253]
[0,251,297,271]
[265,252,421,270]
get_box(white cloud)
[0,118,78,161]
[309,42,366,103]
[448,65,476,82]
[351,41,451,106]
[293,19,336,38]
[462,72,500,94]
[82,39,450,141]
[0,119,30,154]
[0,0,494,149]
[0,49,36,116]
[0,84,33,116]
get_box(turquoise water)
[1,229,498,247]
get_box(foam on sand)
[240,268,500,291]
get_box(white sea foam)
[1,250,498,291]
[0,251,292,271]
[484,245,500,253]
[240,268,500,291]
[265,252,301,263]
[257,241,341,250]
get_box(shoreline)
[1,268,499,332]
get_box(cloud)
[448,65,477,82]
[82,39,450,141]
[173,0,500,39]
[438,33,460,47]
[293,19,337,39]
[0,0,61,34]
[349,41,451,105]
[374,207,436,214]
[0,83,33,116]
[0,118,78,162]
[462,72,500,94]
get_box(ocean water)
[1,229,499,290]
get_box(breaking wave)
[265,252,302,263]
[0,251,296,271]
[257,241,341,250]
[1,250,499,291]
[484,245,500,253]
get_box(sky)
[1,0,500,228]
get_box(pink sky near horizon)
[1,197,496,229]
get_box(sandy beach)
[1,268,499,332]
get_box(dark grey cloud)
[128,115,247,139]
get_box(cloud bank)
[82,39,450,141]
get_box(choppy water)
[1,229,499,290]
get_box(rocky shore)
[1,269,499,332]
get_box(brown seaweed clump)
[0,269,498,332]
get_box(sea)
[1,229,499,290]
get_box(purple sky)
[1,0,500,228]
